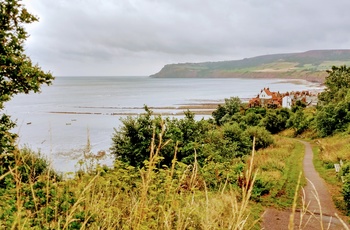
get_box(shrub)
[242,112,263,127]
[251,177,271,201]
[111,107,212,167]
[212,97,242,125]
[342,174,350,214]
[259,109,289,134]
[222,123,251,157]
[110,106,158,168]
[287,110,310,136]
[0,148,61,228]
[244,126,274,150]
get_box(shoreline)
[47,84,325,117]
[49,103,223,116]
[47,85,325,117]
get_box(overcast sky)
[23,0,350,76]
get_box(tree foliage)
[316,66,350,136]
[0,1,53,163]
[287,110,310,136]
[318,65,350,104]
[112,105,275,168]
[111,107,156,167]
[212,97,242,125]
[259,109,290,134]
[111,108,213,167]
[0,0,53,108]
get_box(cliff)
[150,50,350,83]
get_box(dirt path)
[261,140,349,230]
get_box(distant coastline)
[150,49,350,84]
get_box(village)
[248,87,319,109]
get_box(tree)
[212,97,242,125]
[244,126,274,150]
[222,123,251,157]
[111,107,158,168]
[111,108,212,168]
[259,109,290,134]
[318,65,350,104]
[0,1,53,161]
[315,95,350,137]
[287,110,309,136]
[315,66,350,136]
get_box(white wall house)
[259,90,272,99]
[282,96,292,109]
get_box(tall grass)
[4,132,349,228]
[0,125,261,229]
[313,134,350,216]
[252,136,305,207]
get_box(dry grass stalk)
[1,119,266,229]
[230,136,258,230]
[63,174,99,229]
[288,172,302,229]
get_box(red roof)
[264,88,272,96]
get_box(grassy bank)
[0,135,307,229]
[253,137,305,208]
[312,134,350,214]
[1,142,260,229]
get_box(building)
[248,88,318,109]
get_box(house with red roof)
[248,88,318,109]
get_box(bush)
[287,110,310,136]
[110,107,158,168]
[222,123,251,157]
[251,177,271,201]
[0,148,61,228]
[212,97,242,125]
[242,112,263,127]
[259,109,290,134]
[339,162,350,214]
[340,162,350,178]
[111,107,212,167]
[342,174,350,215]
[244,126,274,150]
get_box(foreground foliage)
[0,0,54,170]
[316,66,350,137]
[1,134,263,229]
[0,131,309,229]
[313,134,350,216]
[111,106,274,168]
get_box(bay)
[5,76,323,173]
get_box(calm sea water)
[5,76,323,173]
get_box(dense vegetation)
[111,105,274,169]
[0,0,53,175]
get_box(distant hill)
[150,50,350,83]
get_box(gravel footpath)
[261,140,349,230]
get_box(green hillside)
[150,50,350,83]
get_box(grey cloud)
[24,0,350,76]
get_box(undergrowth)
[313,134,350,216]
[0,133,329,229]
[0,128,262,229]
[252,136,305,208]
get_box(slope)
[150,50,350,83]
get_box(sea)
[4,76,324,173]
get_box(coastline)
[151,71,327,85]
[49,103,224,116]
[8,76,324,173]
[47,79,324,117]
